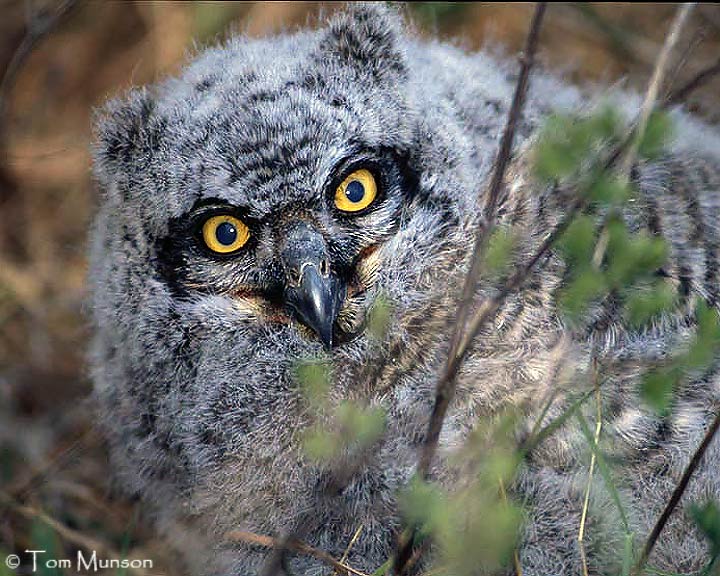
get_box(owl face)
[94,4,432,351]
[159,152,412,347]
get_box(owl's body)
[89,5,720,575]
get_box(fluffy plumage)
[89,4,720,575]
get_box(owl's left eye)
[201,215,250,254]
[334,169,378,213]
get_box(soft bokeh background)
[1,2,720,574]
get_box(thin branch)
[227,530,371,576]
[664,24,707,101]
[0,0,79,118]
[665,55,720,106]
[460,196,580,347]
[442,1,547,381]
[0,491,153,576]
[578,363,602,576]
[417,0,548,483]
[338,524,364,569]
[518,388,596,458]
[6,428,92,499]
[618,3,695,183]
[393,5,548,574]
[394,4,699,557]
[633,409,720,575]
[578,21,697,554]
[259,442,380,575]
[264,4,705,576]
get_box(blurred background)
[1,2,719,574]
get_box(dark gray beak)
[282,223,345,349]
[285,264,343,349]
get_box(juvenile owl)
[89,4,720,575]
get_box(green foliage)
[399,477,450,539]
[558,214,597,266]
[194,4,242,41]
[533,107,622,184]
[303,426,340,461]
[640,301,720,413]
[685,301,720,371]
[522,390,595,455]
[300,102,694,573]
[408,2,468,26]
[587,173,632,205]
[371,558,394,576]
[439,413,523,574]
[533,107,671,325]
[400,475,522,576]
[527,102,719,572]
[638,110,673,160]
[301,402,386,462]
[295,358,331,409]
[625,281,677,328]
[690,500,720,558]
[622,532,635,576]
[576,412,631,534]
[640,367,681,414]
[367,294,393,341]
[483,226,516,279]
[606,222,668,288]
[296,355,386,463]
[336,401,387,448]
[439,485,522,576]
[558,267,606,320]
[556,208,669,323]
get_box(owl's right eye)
[201,215,250,254]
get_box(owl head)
[89,3,502,572]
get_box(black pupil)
[345,180,365,203]
[215,221,237,246]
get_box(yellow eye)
[201,215,250,254]
[334,169,377,213]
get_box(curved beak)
[285,264,345,349]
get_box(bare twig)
[664,24,707,101]
[618,3,695,183]
[264,4,704,576]
[632,409,720,575]
[665,55,720,106]
[400,539,432,576]
[0,0,79,118]
[584,2,695,302]
[393,5,548,574]
[578,363,602,576]
[338,524,364,569]
[6,428,92,499]
[578,17,697,552]
[398,4,711,575]
[442,0,548,381]
[417,0,548,483]
[0,491,154,576]
[396,2,698,562]
[259,442,380,575]
[228,530,371,576]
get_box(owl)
[88,4,720,575]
